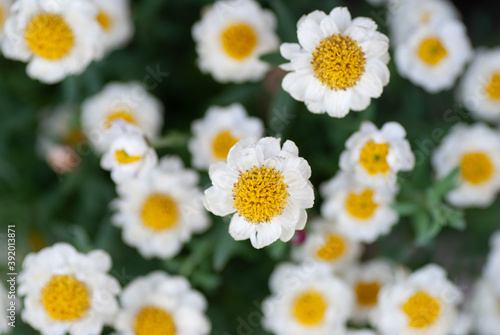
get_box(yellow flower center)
[232,165,289,224]
[359,141,390,175]
[221,23,257,60]
[417,37,447,66]
[134,306,176,335]
[41,275,91,321]
[115,149,142,164]
[141,194,179,231]
[402,291,441,329]
[486,73,500,100]
[311,33,366,91]
[97,10,112,31]
[63,130,86,146]
[105,110,138,129]
[355,281,381,307]
[24,13,75,60]
[346,189,379,220]
[0,7,4,27]
[212,130,239,160]
[460,152,494,185]
[292,290,328,326]
[315,234,345,261]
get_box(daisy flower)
[457,48,500,123]
[395,19,472,93]
[114,271,211,335]
[81,82,164,154]
[432,123,500,208]
[112,156,210,259]
[204,137,314,249]
[339,121,415,188]
[188,103,264,170]
[291,218,361,273]
[470,278,500,335]
[262,263,353,335]
[1,0,104,84]
[18,243,120,335]
[1,281,11,334]
[483,231,500,291]
[192,0,279,83]
[0,0,12,38]
[93,0,133,53]
[280,7,390,118]
[320,171,399,243]
[373,264,462,335]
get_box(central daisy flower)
[134,306,176,335]
[292,290,328,326]
[345,189,379,219]
[221,23,257,60]
[312,34,366,90]
[41,275,90,321]
[355,281,380,307]
[141,194,179,231]
[402,291,441,328]
[359,141,390,175]
[417,37,448,66]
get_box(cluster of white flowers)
[0,0,133,83]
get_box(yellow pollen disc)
[417,37,448,66]
[105,110,138,129]
[346,189,379,220]
[141,194,179,231]
[0,7,4,27]
[355,281,381,306]
[359,141,391,175]
[97,10,112,31]
[221,23,257,60]
[64,130,86,146]
[460,152,494,185]
[212,130,239,160]
[315,234,346,261]
[41,275,91,321]
[232,165,289,224]
[486,73,500,100]
[292,290,328,326]
[402,291,441,329]
[134,306,176,335]
[25,13,75,60]
[115,149,141,164]
[311,33,366,91]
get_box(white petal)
[229,214,255,240]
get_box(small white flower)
[339,121,415,188]
[262,263,354,335]
[343,259,397,325]
[112,156,210,259]
[457,48,500,123]
[204,137,314,249]
[192,0,279,83]
[81,82,164,154]
[18,243,120,335]
[432,123,500,208]
[280,7,390,118]
[114,271,211,335]
[346,329,378,335]
[2,0,104,84]
[93,0,133,53]
[373,264,462,335]
[0,0,13,39]
[395,19,472,93]
[292,218,361,273]
[470,278,500,335]
[0,281,11,334]
[189,103,264,170]
[101,122,157,184]
[483,231,500,291]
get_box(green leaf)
[260,52,285,66]
[432,167,460,199]
[391,202,420,216]
[213,229,239,271]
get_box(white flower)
[343,259,397,325]
[262,262,353,335]
[192,0,279,83]
[320,171,399,243]
[114,271,210,335]
[101,122,158,184]
[373,264,462,335]
[0,0,13,39]
[457,48,500,123]
[81,82,164,154]
[432,123,500,208]
[470,278,500,335]
[388,0,459,46]
[2,0,104,84]
[112,156,210,259]
[339,121,415,188]
[346,330,377,335]
[0,281,11,334]
[291,218,361,272]
[204,137,314,249]
[189,103,264,170]
[395,19,472,93]
[18,243,120,335]
[93,0,133,53]
[280,7,390,118]
[483,231,500,291]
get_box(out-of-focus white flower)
[470,278,500,335]
[0,0,13,39]
[483,231,500,291]
[93,0,133,53]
